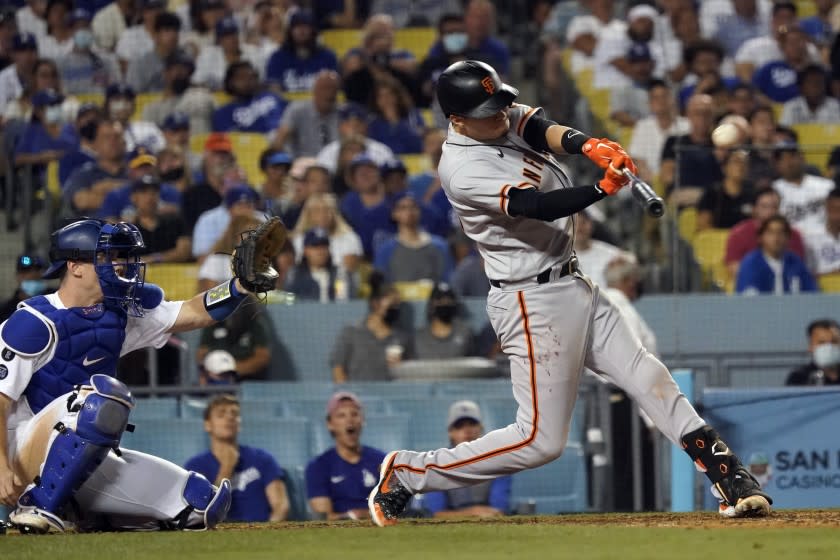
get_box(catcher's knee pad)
[17,375,135,524]
[177,473,232,530]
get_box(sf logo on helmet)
[481,77,495,94]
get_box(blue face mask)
[74,29,94,50]
[21,279,46,296]
[442,32,468,54]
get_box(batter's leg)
[370,278,595,525]
[583,288,771,517]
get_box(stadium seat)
[132,397,180,420]
[133,92,163,121]
[320,29,363,58]
[678,207,697,243]
[239,400,287,421]
[818,272,840,293]
[180,397,209,420]
[122,418,207,466]
[399,153,430,175]
[394,28,436,60]
[420,109,434,127]
[479,396,517,431]
[240,417,312,470]
[385,398,453,449]
[792,123,840,174]
[394,280,434,301]
[509,442,588,513]
[691,228,731,291]
[285,465,310,521]
[433,379,513,400]
[239,381,338,402]
[144,262,200,302]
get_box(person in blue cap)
[0,33,39,115]
[192,184,265,258]
[57,8,119,95]
[211,60,286,133]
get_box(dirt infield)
[222,509,840,531]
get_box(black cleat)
[714,466,772,518]
[368,451,412,527]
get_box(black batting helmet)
[436,60,519,119]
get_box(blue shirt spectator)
[736,215,818,294]
[366,77,424,154]
[186,445,285,522]
[305,392,385,519]
[14,91,78,172]
[98,181,183,220]
[427,0,510,76]
[184,395,290,522]
[265,10,338,93]
[714,11,766,57]
[211,61,287,134]
[339,154,396,257]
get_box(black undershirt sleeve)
[506,185,606,221]
[521,115,555,152]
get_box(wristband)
[560,128,591,154]
[204,279,247,322]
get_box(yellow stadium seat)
[144,263,200,302]
[134,92,163,120]
[74,92,104,107]
[400,153,429,175]
[420,108,434,127]
[394,280,434,302]
[818,273,840,293]
[283,91,313,102]
[792,123,840,174]
[394,28,436,60]
[795,0,817,18]
[189,132,209,156]
[576,69,595,97]
[692,228,731,292]
[212,92,232,106]
[560,48,573,75]
[678,207,697,243]
[321,29,363,59]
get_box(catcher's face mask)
[94,222,147,317]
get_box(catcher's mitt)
[231,216,288,294]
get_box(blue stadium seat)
[131,397,180,420]
[239,381,338,401]
[122,419,207,467]
[385,398,453,450]
[240,417,311,470]
[433,379,512,400]
[310,414,411,457]
[180,397,211,420]
[342,381,436,400]
[285,465,310,521]
[508,442,588,513]
[239,400,287,421]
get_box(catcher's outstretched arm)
[168,278,253,333]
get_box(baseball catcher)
[0,216,286,533]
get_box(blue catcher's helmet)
[43,219,147,316]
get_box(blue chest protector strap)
[13,375,135,533]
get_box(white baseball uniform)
[385,104,705,493]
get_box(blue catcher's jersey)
[21,296,127,414]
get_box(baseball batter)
[0,218,284,533]
[369,60,772,524]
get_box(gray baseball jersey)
[386,104,705,495]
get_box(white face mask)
[73,29,94,50]
[45,105,63,124]
[814,343,840,369]
[442,32,468,54]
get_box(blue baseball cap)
[349,153,377,171]
[69,8,92,23]
[215,16,239,38]
[266,151,292,167]
[224,185,260,208]
[17,254,46,272]
[289,10,315,28]
[303,227,330,247]
[380,159,406,175]
[106,83,136,99]
[13,32,37,51]
[162,111,190,130]
[338,102,368,122]
[32,89,65,107]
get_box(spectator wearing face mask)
[417,13,468,112]
[104,83,166,154]
[414,283,474,360]
[142,51,215,134]
[330,273,413,383]
[14,88,77,174]
[57,102,101,185]
[56,9,119,95]
[0,254,48,323]
[193,16,266,92]
[786,319,840,386]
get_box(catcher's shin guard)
[681,426,772,518]
[12,375,134,534]
[174,473,232,530]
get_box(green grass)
[3,516,839,560]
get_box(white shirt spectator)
[773,175,835,231]
[291,230,363,272]
[575,240,636,289]
[16,6,47,41]
[192,44,266,91]
[92,2,127,52]
[116,26,155,63]
[734,36,820,72]
[803,225,840,275]
[124,121,166,154]
[698,0,771,38]
[562,15,624,75]
[592,33,673,90]
[198,253,234,284]
[38,35,74,61]
[192,206,266,258]
[0,66,24,115]
[779,97,840,126]
[316,139,395,173]
[627,115,690,176]
[604,287,658,356]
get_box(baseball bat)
[623,169,665,218]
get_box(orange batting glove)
[582,138,637,175]
[598,162,633,196]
